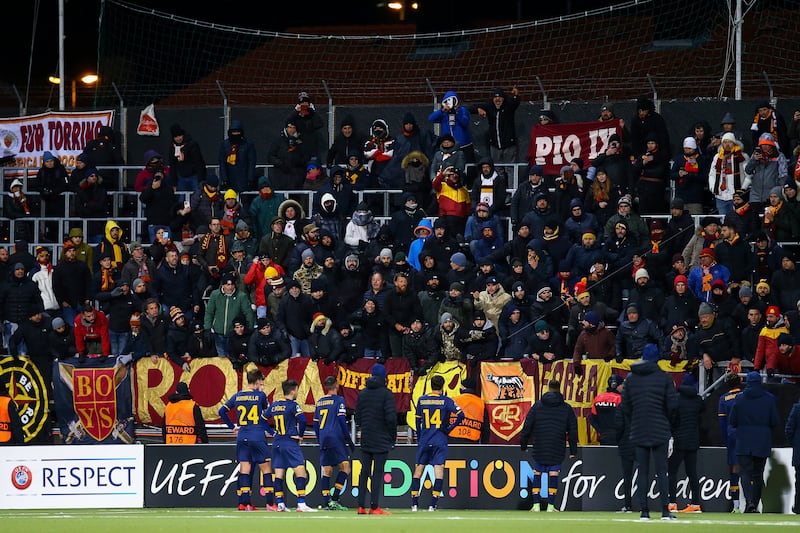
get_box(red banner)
[526,121,621,175]
[131,357,411,427]
[337,358,412,413]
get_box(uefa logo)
[11,465,32,490]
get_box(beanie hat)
[699,248,715,259]
[584,311,600,326]
[224,189,237,201]
[778,332,794,346]
[738,285,753,298]
[642,343,660,361]
[634,268,650,281]
[698,301,715,316]
[450,252,467,267]
[51,317,66,329]
[312,312,327,324]
[169,306,184,322]
[371,363,387,378]
[205,174,219,187]
[681,374,697,390]
[449,282,464,292]
[257,317,272,329]
[756,279,770,293]
[746,371,761,384]
[608,374,624,390]
[440,312,454,325]
[670,197,685,210]
[671,253,685,264]
[534,320,549,333]
[301,248,315,260]
[380,248,393,259]
[766,305,781,317]
[132,278,146,290]
[176,382,190,395]
[674,275,688,287]
[170,124,185,137]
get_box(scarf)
[100,268,115,292]
[226,142,238,166]
[650,239,661,254]
[701,230,718,249]
[37,257,52,274]
[203,184,218,201]
[259,189,273,199]
[714,146,745,193]
[479,175,495,206]
[752,110,779,143]
[201,234,227,277]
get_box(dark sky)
[5,0,616,90]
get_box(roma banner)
[131,357,337,427]
[54,357,134,444]
[526,121,621,176]
[405,360,467,430]
[338,357,412,413]
[0,110,115,170]
[481,361,538,444]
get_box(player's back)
[225,389,270,440]
[314,394,347,447]
[267,398,305,442]
[416,393,456,446]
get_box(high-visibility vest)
[448,393,485,442]
[164,399,198,444]
[0,397,13,443]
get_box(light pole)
[48,74,99,109]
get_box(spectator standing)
[34,151,69,217]
[288,91,325,162]
[745,132,789,215]
[327,114,367,168]
[53,241,92,327]
[354,363,396,515]
[74,168,109,220]
[471,86,520,164]
[519,379,578,512]
[204,273,253,358]
[729,371,780,513]
[167,124,206,192]
[429,91,475,165]
[620,343,679,521]
[73,303,111,360]
[709,133,751,216]
[218,120,257,193]
[410,374,464,512]
[139,164,179,243]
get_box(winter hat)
[170,124,185,137]
[683,137,697,149]
[51,317,66,330]
[722,132,738,143]
[584,311,600,326]
[231,240,246,253]
[671,253,685,265]
[756,279,771,292]
[778,332,794,346]
[699,248,715,259]
[380,248,393,259]
[169,306,184,323]
[738,285,753,298]
[176,382,190,395]
[12,262,24,271]
[700,216,720,228]
[746,371,761,384]
[371,363,387,378]
[618,194,632,206]
[698,302,715,316]
[529,164,544,176]
[473,310,487,321]
[42,151,57,162]
[394,251,407,262]
[301,248,315,260]
[310,278,327,292]
[674,275,688,287]
[440,312,454,325]
[634,268,650,281]
[312,312,328,325]
[534,320,549,333]
[205,174,219,187]
[129,241,143,251]
[132,278,146,290]
[450,252,467,267]
[235,220,249,233]
[681,374,697,390]
[449,282,464,292]
[641,343,660,361]
[670,197,685,210]
[720,112,736,125]
[766,305,781,317]
[257,317,272,329]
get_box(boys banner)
[526,120,622,175]
[54,357,135,444]
[0,110,114,169]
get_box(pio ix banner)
[0,110,114,169]
[526,120,621,176]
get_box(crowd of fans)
[3,94,800,414]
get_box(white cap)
[683,137,697,149]
[721,132,737,143]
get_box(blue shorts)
[272,439,305,470]
[415,443,447,466]
[320,443,349,467]
[532,462,562,473]
[236,437,271,465]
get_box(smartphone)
[184,200,190,209]
[162,231,169,240]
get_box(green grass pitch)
[2,508,797,533]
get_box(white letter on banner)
[150,460,179,494]
[562,134,581,163]
[534,136,552,166]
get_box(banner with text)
[0,110,114,170]
[527,121,622,175]
[337,357,412,413]
[54,358,135,444]
[0,356,50,443]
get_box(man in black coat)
[354,363,396,515]
[620,343,679,521]
[519,379,578,512]
[667,374,705,513]
[730,371,780,513]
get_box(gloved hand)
[111,286,124,297]
[615,354,624,364]
[767,368,776,378]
